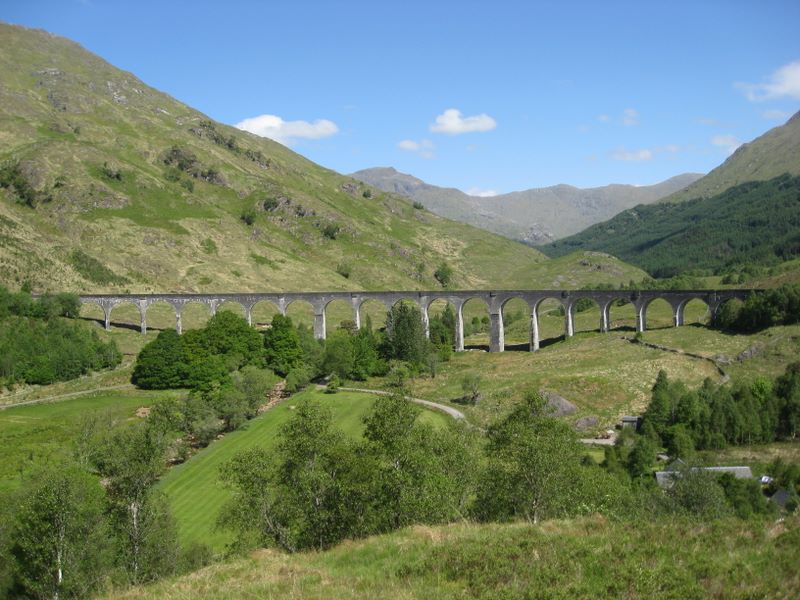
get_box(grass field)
[157,388,451,551]
[0,388,180,492]
[104,514,800,600]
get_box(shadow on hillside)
[79,316,167,333]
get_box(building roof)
[654,465,753,489]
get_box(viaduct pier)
[79,289,754,353]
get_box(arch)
[357,298,389,331]
[144,300,178,332]
[216,300,246,317]
[108,300,144,333]
[461,297,491,351]
[679,298,711,327]
[500,297,532,350]
[427,298,459,351]
[604,296,636,332]
[569,296,603,335]
[640,297,674,331]
[324,298,356,333]
[251,299,281,329]
[713,297,745,328]
[533,296,569,344]
[181,300,212,331]
[78,301,106,329]
[285,298,315,327]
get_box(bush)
[322,223,340,240]
[240,207,256,226]
[412,201,424,210]
[434,262,453,287]
[336,262,352,278]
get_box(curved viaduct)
[79,289,754,353]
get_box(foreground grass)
[105,514,800,599]
[158,388,450,551]
[0,389,179,492]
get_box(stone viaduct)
[79,289,754,353]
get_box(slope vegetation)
[544,174,800,276]
[105,515,800,599]
[352,167,701,243]
[0,23,558,294]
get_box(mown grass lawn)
[158,388,450,551]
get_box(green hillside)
[0,22,570,294]
[544,174,800,276]
[104,515,800,599]
[663,110,800,204]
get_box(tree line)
[0,287,121,386]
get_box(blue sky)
[3,1,800,194]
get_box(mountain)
[661,110,800,203]
[0,23,644,295]
[351,167,702,244]
[544,111,800,276]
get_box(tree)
[434,262,453,287]
[10,464,111,600]
[231,366,276,415]
[474,392,585,523]
[382,302,429,365]
[132,329,187,389]
[460,373,482,404]
[322,329,355,379]
[263,314,304,376]
[91,423,172,584]
[202,311,264,368]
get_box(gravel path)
[338,386,466,420]
[0,383,135,411]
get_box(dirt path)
[338,386,466,420]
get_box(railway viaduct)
[79,289,754,352]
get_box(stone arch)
[603,296,636,332]
[461,296,492,351]
[285,298,317,337]
[108,300,145,333]
[251,299,281,329]
[357,298,389,331]
[678,297,712,327]
[144,299,179,332]
[180,300,213,331]
[500,296,532,350]
[324,298,356,333]
[568,296,603,335]
[426,297,460,350]
[78,300,106,329]
[533,295,569,344]
[640,297,674,331]
[713,296,745,328]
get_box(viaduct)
[78,289,754,353]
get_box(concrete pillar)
[209,300,218,317]
[245,306,253,327]
[313,311,326,341]
[421,304,430,339]
[489,312,504,352]
[636,302,646,333]
[352,299,361,330]
[104,307,111,331]
[455,304,465,352]
[564,302,574,338]
[673,303,684,327]
[175,308,182,335]
[530,306,540,352]
[140,310,147,335]
[600,303,610,333]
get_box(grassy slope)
[542,174,800,274]
[157,388,450,550]
[0,388,180,492]
[0,22,615,295]
[105,515,800,599]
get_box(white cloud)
[596,114,611,123]
[736,60,800,101]
[466,187,499,197]
[429,108,497,135]
[696,117,721,127]
[711,134,742,155]
[762,109,791,120]
[397,139,435,159]
[622,108,640,126]
[611,147,653,162]
[234,114,338,146]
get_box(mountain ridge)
[351,167,703,244]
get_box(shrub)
[434,262,453,287]
[240,207,256,226]
[322,223,340,240]
[336,262,352,278]
[412,201,424,210]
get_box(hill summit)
[0,23,575,293]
